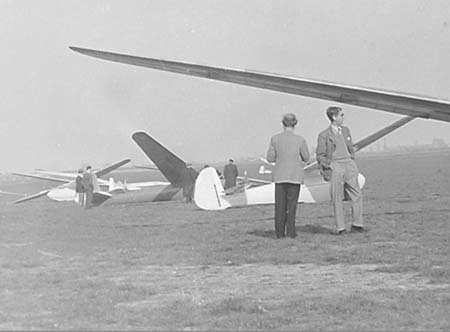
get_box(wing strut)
[305,115,415,171]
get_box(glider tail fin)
[194,167,230,210]
[132,131,199,193]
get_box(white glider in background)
[13,159,132,205]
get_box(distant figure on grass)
[82,166,94,209]
[316,106,364,235]
[266,113,310,239]
[223,158,239,189]
[75,169,85,206]
[183,169,197,203]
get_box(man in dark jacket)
[75,169,85,206]
[267,113,310,238]
[316,106,364,234]
[223,158,239,189]
[81,166,94,209]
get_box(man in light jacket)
[267,113,310,238]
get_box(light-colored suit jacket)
[266,131,310,184]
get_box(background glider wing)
[94,159,131,178]
[14,189,51,204]
[12,172,71,183]
[0,189,25,196]
[132,165,159,170]
[70,47,450,123]
[34,170,78,179]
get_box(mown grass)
[0,152,449,330]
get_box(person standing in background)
[82,166,94,209]
[223,158,239,189]
[75,169,85,206]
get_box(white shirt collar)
[331,124,341,134]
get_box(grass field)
[0,152,449,330]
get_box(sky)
[1,0,450,172]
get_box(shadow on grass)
[247,229,276,238]
[247,224,334,238]
[297,224,334,234]
[113,221,210,229]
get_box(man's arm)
[300,139,310,163]
[345,127,355,159]
[316,134,331,167]
[266,136,276,163]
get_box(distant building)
[432,138,448,148]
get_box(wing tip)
[69,46,97,56]
[131,131,149,141]
[69,46,81,52]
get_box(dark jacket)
[81,172,94,191]
[75,175,85,193]
[316,126,355,181]
[223,163,239,189]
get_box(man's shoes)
[350,225,366,233]
[336,229,346,235]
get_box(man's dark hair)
[326,106,342,122]
[86,165,92,170]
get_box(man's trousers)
[274,183,301,238]
[330,159,363,231]
[85,189,94,209]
